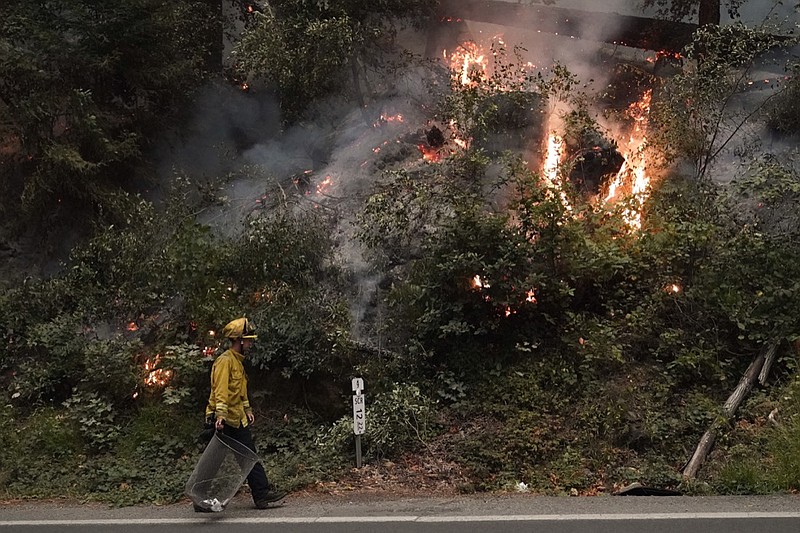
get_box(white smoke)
[155,1,798,342]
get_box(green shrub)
[0,408,84,498]
[257,409,350,490]
[63,391,121,452]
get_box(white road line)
[2,513,800,526]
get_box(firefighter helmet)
[222,317,258,340]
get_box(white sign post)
[352,378,365,468]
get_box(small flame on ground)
[373,114,404,128]
[143,355,173,388]
[127,322,138,331]
[418,144,442,163]
[316,175,334,195]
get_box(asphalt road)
[2,493,799,533]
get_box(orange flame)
[316,175,333,195]
[448,120,470,150]
[470,275,490,289]
[543,133,563,186]
[542,133,572,211]
[143,355,173,388]
[604,90,653,230]
[418,144,442,163]
[448,42,489,87]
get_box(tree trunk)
[682,343,778,479]
[698,0,721,26]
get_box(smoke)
[153,61,444,342]
[155,1,798,344]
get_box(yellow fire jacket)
[205,348,252,428]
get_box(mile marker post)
[352,377,365,468]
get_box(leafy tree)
[0,0,218,226]
[648,23,795,180]
[231,0,435,122]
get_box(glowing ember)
[127,322,138,332]
[470,275,490,289]
[525,289,537,303]
[373,114,405,128]
[656,50,682,61]
[448,41,489,87]
[316,175,334,195]
[418,144,442,163]
[143,355,173,388]
[667,283,681,293]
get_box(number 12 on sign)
[353,394,366,435]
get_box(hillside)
[1,1,800,505]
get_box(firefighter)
[202,317,286,510]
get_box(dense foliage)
[0,0,217,225]
[232,0,434,122]
[1,0,800,506]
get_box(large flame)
[543,133,564,186]
[542,132,572,212]
[604,89,653,229]
[447,41,489,87]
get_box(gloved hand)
[198,414,216,444]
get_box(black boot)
[254,490,287,508]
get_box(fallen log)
[682,342,779,479]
